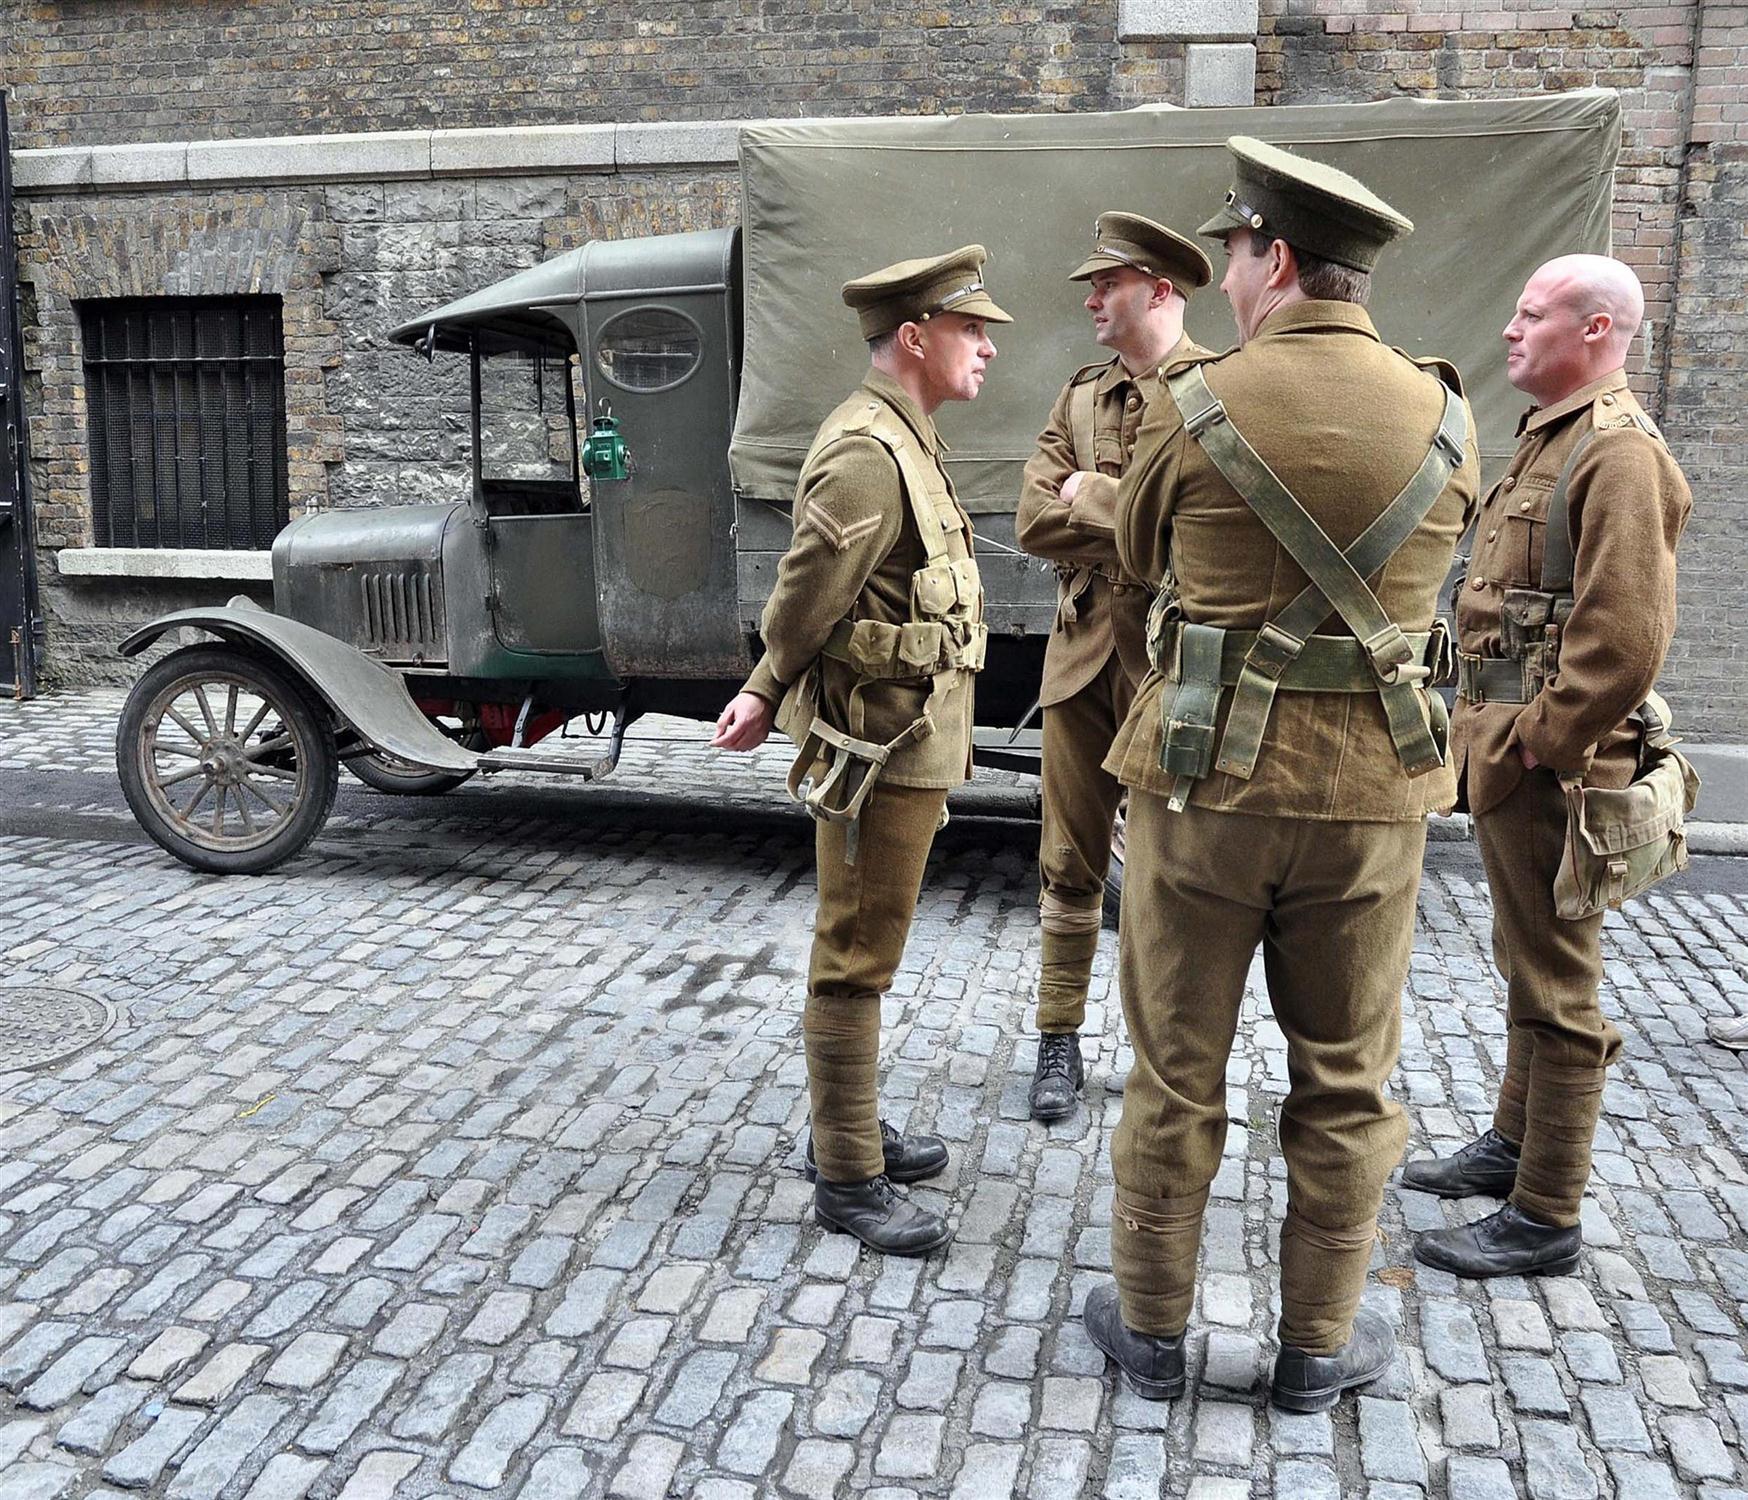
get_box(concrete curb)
[1430,813,1748,856]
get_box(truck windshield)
[474,346,580,511]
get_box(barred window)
[79,296,289,549]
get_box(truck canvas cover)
[730,91,1620,509]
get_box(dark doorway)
[0,91,42,698]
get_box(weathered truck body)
[114,92,1620,873]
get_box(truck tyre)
[117,644,340,875]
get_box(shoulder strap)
[1068,374,1099,474]
[1165,364,1465,778]
[1538,429,1595,596]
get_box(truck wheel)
[1102,796,1126,928]
[348,750,476,797]
[117,644,339,875]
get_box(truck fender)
[117,599,480,775]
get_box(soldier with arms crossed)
[1015,213,1212,1122]
[1406,255,1691,1276]
[1082,138,1480,1412]
[713,248,1010,1255]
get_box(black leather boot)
[1413,1203,1581,1279]
[1399,1129,1520,1199]
[1082,1282,1186,1400]
[813,1174,953,1255]
[1029,1032,1084,1122]
[804,1119,948,1185]
[1271,1306,1395,1413]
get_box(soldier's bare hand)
[1518,744,1540,770]
[712,692,775,752]
[1060,471,1089,505]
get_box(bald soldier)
[712,247,1009,1255]
[1406,256,1691,1277]
[1015,213,1213,1122]
[1082,138,1480,1412]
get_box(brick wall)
[4,2,1155,151]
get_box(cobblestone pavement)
[1,687,1747,1500]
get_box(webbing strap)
[1166,365,1463,778]
[1067,375,1099,474]
[1537,430,1594,596]
[863,420,955,566]
[1161,621,1440,692]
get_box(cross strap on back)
[1161,362,1468,789]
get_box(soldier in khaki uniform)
[1406,255,1691,1276]
[1080,138,1480,1412]
[713,246,1010,1255]
[1016,213,1214,1122]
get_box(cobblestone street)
[1,687,1746,1500]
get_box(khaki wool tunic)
[1016,338,1206,704]
[1104,301,1481,819]
[1451,370,1692,817]
[743,369,981,790]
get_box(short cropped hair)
[1250,233,1372,306]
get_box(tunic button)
[1471,577,1486,590]
[1601,394,1616,405]
[1487,529,1498,542]
[1519,499,1532,512]
[1502,476,1516,491]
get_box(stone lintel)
[56,548,275,582]
[1119,0,1261,43]
[11,119,756,195]
[187,130,433,186]
[430,123,615,175]
[615,120,746,168]
[1183,43,1259,108]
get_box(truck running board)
[476,747,617,778]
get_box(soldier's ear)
[894,320,928,360]
[1151,277,1175,309]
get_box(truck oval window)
[594,306,703,393]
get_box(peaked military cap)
[1197,136,1414,272]
[1069,211,1212,291]
[842,245,1014,340]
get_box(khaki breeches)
[1474,767,1619,1228]
[1035,651,1135,1033]
[806,781,949,1183]
[1112,792,1426,1353]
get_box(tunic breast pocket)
[1500,475,1554,584]
[1093,432,1126,476]
[1502,513,1545,585]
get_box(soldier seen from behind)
[1082,138,1481,1412]
[712,248,1010,1255]
[1015,213,1213,1123]
[1406,255,1693,1276]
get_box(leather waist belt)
[1157,620,1441,693]
[1456,652,1532,704]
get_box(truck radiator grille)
[357,565,445,662]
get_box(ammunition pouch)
[823,617,987,678]
[911,557,981,619]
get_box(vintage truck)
[112,91,1620,874]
